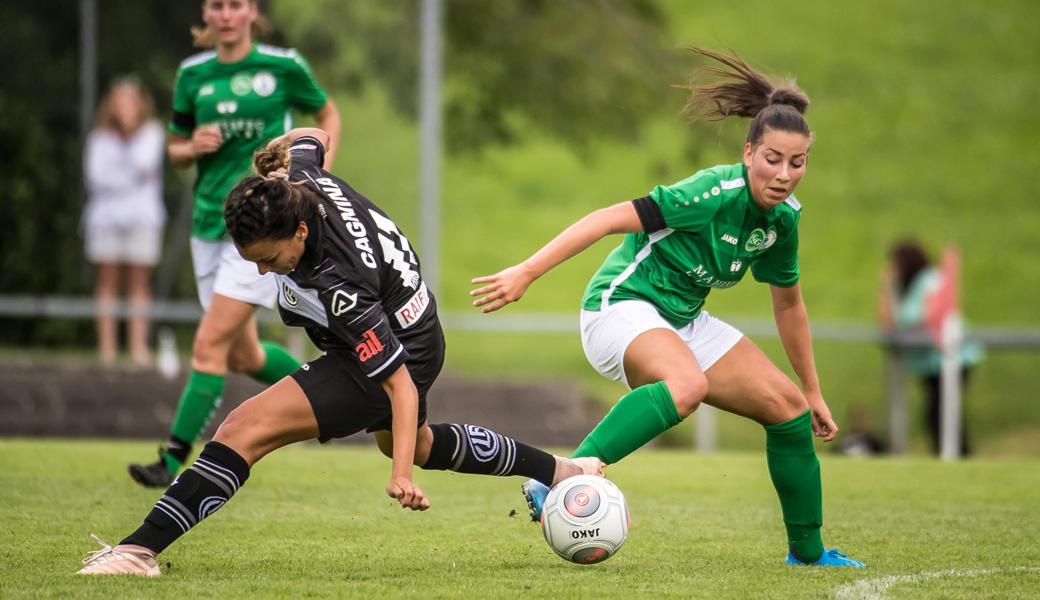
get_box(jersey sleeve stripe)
[720,177,746,190]
[178,50,217,69]
[257,44,298,59]
[365,344,405,378]
[784,195,802,210]
[600,228,674,309]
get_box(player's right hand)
[386,476,430,511]
[191,124,223,157]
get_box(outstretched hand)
[470,264,535,314]
[386,476,430,511]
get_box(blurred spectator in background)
[878,240,982,455]
[83,77,166,367]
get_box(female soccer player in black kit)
[78,128,603,577]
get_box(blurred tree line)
[0,0,679,347]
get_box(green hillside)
[273,0,1040,452]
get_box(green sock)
[572,381,682,464]
[764,410,825,563]
[251,341,301,385]
[165,371,225,474]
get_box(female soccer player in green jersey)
[471,47,864,568]
[129,0,341,487]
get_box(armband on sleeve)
[171,111,196,134]
[632,196,666,232]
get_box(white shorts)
[580,300,744,389]
[190,238,278,311]
[85,223,162,266]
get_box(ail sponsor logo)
[355,329,384,362]
[394,282,430,329]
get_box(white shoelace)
[81,533,118,565]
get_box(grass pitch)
[2,439,1038,599]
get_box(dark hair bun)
[768,86,809,115]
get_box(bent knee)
[227,346,263,374]
[759,386,809,424]
[213,404,254,445]
[664,374,708,419]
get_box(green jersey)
[582,163,802,328]
[170,44,329,239]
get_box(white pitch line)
[834,566,1040,600]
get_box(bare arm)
[770,283,838,441]
[167,126,222,169]
[470,201,643,313]
[312,100,341,169]
[380,364,429,511]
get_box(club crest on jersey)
[745,228,778,252]
[282,283,298,307]
[355,329,384,362]
[252,71,276,97]
[230,72,252,96]
[330,289,357,316]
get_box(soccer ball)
[540,475,629,564]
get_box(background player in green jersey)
[129,0,341,487]
[472,47,864,567]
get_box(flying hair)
[679,45,811,145]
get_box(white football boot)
[77,534,161,577]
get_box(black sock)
[163,436,192,465]
[122,441,250,554]
[422,423,557,486]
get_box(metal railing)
[3,294,1039,455]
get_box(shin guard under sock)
[422,423,557,486]
[572,381,681,464]
[765,410,825,563]
[123,441,250,554]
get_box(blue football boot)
[521,479,550,522]
[786,547,866,568]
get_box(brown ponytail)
[679,46,811,145]
[252,136,293,180]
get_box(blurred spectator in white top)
[83,77,165,367]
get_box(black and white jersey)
[274,136,439,382]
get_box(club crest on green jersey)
[231,72,253,96]
[744,228,778,252]
[252,71,277,97]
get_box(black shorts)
[291,323,445,443]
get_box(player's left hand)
[386,476,430,511]
[805,390,839,442]
[470,263,536,313]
